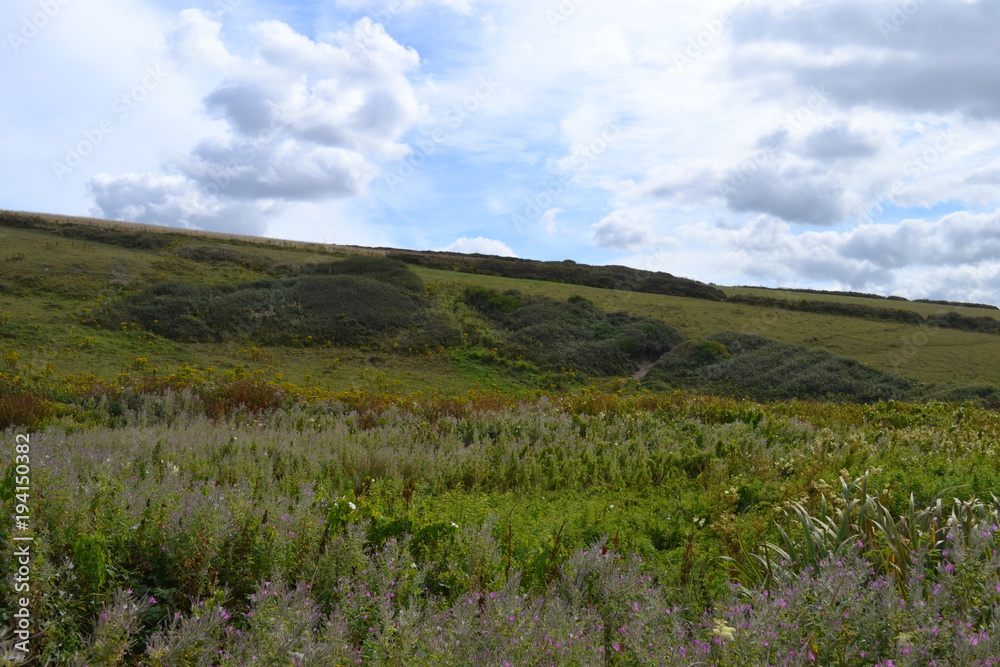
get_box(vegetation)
[4,212,1000,663]
[388,250,729,301]
[730,293,1000,335]
[464,287,682,377]
[92,275,448,349]
[4,384,1000,664]
[645,332,918,403]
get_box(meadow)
[4,211,1000,664]
[4,387,1000,664]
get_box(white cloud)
[89,11,422,233]
[538,208,562,235]
[442,237,517,256]
[591,209,676,252]
[677,209,1000,303]
[5,0,1000,306]
[88,171,275,236]
[335,0,476,14]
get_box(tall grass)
[2,390,1000,662]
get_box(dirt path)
[631,359,655,381]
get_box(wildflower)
[451,521,459,528]
[712,618,735,642]
[347,502,356,511]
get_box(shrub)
[463,285,523,314]
[645,332,914,403]
[465,288,682,376]
[94,275,437,347]
[0,392,52,430]
[174,245,285,274]
[926,311,1000,335]
[391,250,728,301]
[307,256,424,295]
[671,340,731,366]
[200,378,286,419]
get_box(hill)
[2,209,999,409]
[5,210,1000,665]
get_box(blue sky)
[3,0,1000,304]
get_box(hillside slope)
[2,210,998,403]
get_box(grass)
[6,212,1000,663]
[414,268,1000,386]
[5,213,1000,395]
[4,387,1000,663]
[725,285,1000,321]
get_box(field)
[3,211,1000,665]
[4,391,1000,665]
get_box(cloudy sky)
[3,0,1000,304]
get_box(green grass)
[7,211,1000,664]
[4,212,1000,395]
[415,268,1000,386]
[725,285,1000,321]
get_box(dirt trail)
[631,359,655,381]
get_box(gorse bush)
[465,287,683,376]
[730,293,1000,334]
[94,275,448,348]
[305,256,425,295]
[173,245,288,274]
[645,332,915,403]
[391,250,729,300]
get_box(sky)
[3,0,1000,305]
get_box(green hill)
[2,209,998,406]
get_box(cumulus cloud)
[335,0,475,14]
[682,209,1000,303]
[88,172,274,236]
[591,210,676,252]
[442,237,517,257]
[730,1,1000,119]
[89,11,421,233]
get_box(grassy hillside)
[6,210,1000,665]
[2,210,999,402]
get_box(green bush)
[645,332,914,403]
[174,245,286,274]
[464,287,682,376]
[95,275,437,347]
[671,340,731,366]
[464,285,523,314]
[307,256,424,295]
[391,250,728,301]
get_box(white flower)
[347,502,356,511]
[712,618,736,642]
[450,522,459,528]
